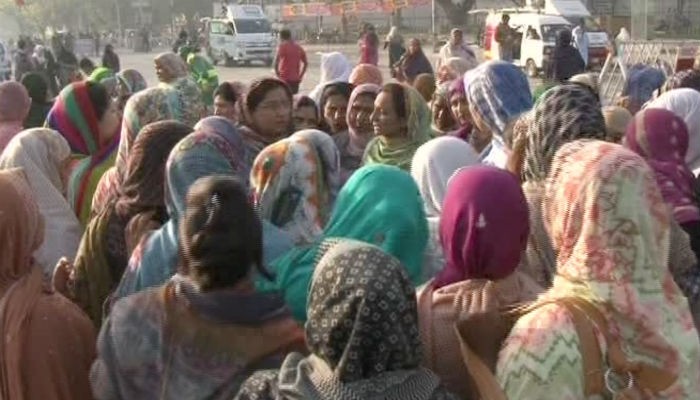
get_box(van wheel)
[526,59,539,78]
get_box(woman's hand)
[52,257,74,296]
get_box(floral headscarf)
[624,108,700,224]
[542,140,700,397]
[661,69,700,94]
[117,69,147,96]
[251,138,325,245]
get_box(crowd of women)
[1,41,700,399]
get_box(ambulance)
[204,4,277,66]
[475,0,609,77]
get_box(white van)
[205,4,276,66]
[481,11,571,77]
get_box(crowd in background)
[0,21,700,400]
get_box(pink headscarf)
[349,64,383,87]
[624,108,700,224]
[435,166,529,288]
[0,82,31,151]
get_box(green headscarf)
[89,67,118,97]
[363,84,431,171]
[257,164,429,321]
[186,53,219,106]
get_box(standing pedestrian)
[495,14,516,62]
[572,18,589,68]
[13,38,35,81]
[273,29,307,95]
[395,38,433,84]
[384,26,405,74]
[436,29,476,71]
[545,29,585,82]
[102,44,120,72]
[359,24,379,65]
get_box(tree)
[435,0,476,27]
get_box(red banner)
[304,2,332,16]
[282,4,305,17]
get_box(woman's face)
[293,106,318,131]
[370,91,406,139]
[98,99,121,145]
[450,94,471,127]
[409,39,421,55]
[468,102,493,143]
[214,95,238,123]
[432,95,456,133]
[323,94,349,134]
[154,59,174,83]
[251,87,292,140]
[348,93,375,139]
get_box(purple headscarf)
[624,108,700,224]
[435,165,529,288]
[446,78,472,141]
[346,83,381,150]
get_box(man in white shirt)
[572,19,589,68]
[436,29,477,71]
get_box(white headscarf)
[646,88,700,175]
[410,136,480,221]
[308,52,353,103]
[617,27,630,41]
[0,128,83,276]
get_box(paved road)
[114,43,458,93]
[113,42,541,94]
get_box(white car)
[0,41,11,81]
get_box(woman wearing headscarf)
[240,78,294,169]
[396,38,434,84]
[624,109,700,261]
[57,121,191,326]
[308,52,353,103]
[258,164,428,321]
[46,81,121,225]
[250,136,333,245]
[417,166,541,399]
[437,57,475,85]
[646,88,700,176]
[661,68,700,94]
[186,52,219,107]
[446,78,477,144]
[0,168,95,400]
[568,72,599,95]
[115,69,147,111]
[545,29,585,82]
[237,240,457,400]
[92,54,204,217]
[414,73,436,103]
[292,95,320,131]
[92,175,305,399]
[519,84,608,287]
[21,72,54,129]
[496,140,700,399]
[410,137,479,281]
[431,82,457,137]
[602,105,632,143]
[359,24,380,66]
[384,26,406,73]
[0,81,31,152]
[334,83,380,184]
[622,63,666,114]
[318,82,354,136]
[291,129,341,207]
[349,63,383,86]
[0,129,82,278]
[111,117,249,300]
[464,60,533,168]
[364,83,431,171]
[101,44,120,73]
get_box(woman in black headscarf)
[545,29,585,82]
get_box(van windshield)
[541,24,571,43]
[234,19,271,34]
[563,16,605,32]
